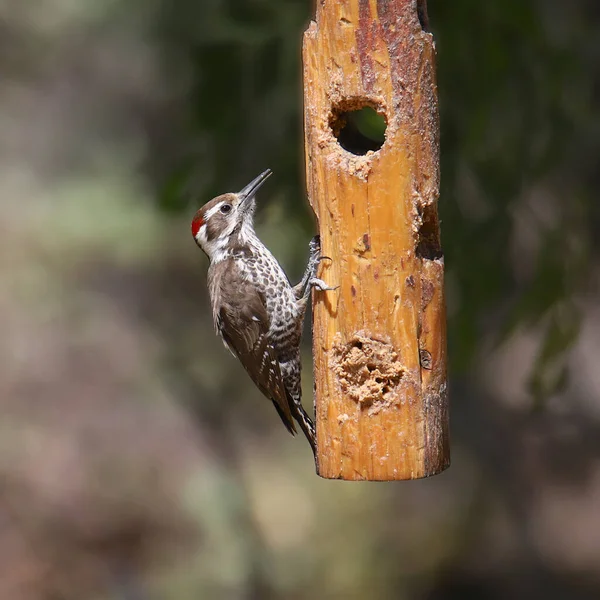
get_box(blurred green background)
[1,1,599,599]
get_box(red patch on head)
[191,213,204,238]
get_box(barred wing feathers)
[210,260,296,436]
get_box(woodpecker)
[191,169,335,454]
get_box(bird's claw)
[308,235,321,256]
[309,278,339,292]
[309,235,332,265]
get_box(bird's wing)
[214,261,297,435]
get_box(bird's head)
[191,169,272,262]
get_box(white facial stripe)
[204,202,226,221]
[196,223,208,245]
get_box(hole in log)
[416,204,443,260]
[417,0,430,32]
[329,99,387,155]
[332,332,404,413]
[420,349,433,370]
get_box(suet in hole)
[330,100,387,156]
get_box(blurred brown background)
[1,1,599,599]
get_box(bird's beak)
[238,169,273,202]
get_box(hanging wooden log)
[303,0,449,480]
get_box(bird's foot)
[309,277,339,292]
[308,234,321,258]
[296,235,334,299]
[308,235,332,267]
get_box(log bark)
[303,0,449,480]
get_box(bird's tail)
[292,399,316,456]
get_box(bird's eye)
[220,204,232,214]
